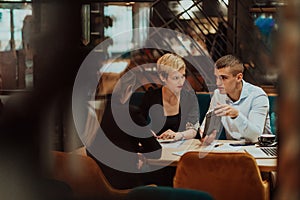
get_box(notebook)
[157,138,176,143]
[202,111,222,137]
[245,147,277,159]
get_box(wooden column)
[275,0,300,199]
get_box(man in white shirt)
[200,55,272,142]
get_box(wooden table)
[147,139,277,172]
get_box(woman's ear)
[159,73,166,83]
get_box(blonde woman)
[140,53,199,141]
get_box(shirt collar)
[227,80,248,104]
[239,80,249,99]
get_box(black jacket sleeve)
[130,105,162,159]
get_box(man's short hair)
[215,55,244,76]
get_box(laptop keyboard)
[261,147,277,157]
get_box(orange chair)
[47,151,214,200]
[174,152,269,200]
[47,151,130,199]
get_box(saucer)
[258,141,278,147]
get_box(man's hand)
[214,104,239,119]
[201,130,217,146]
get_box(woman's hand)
[158,129,177,139]
[158,129,185,141]
[137,153,146,170]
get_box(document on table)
[172,150,195,156]
[160,140,186,148]
[210,143,243,152]
[172,142,243,156]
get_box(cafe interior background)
[0,0,299,199]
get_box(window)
[0,8,11,51]
[0,2,32,90]
[104,5,133,56]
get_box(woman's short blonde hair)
[157,53,186,78]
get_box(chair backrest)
[173,152,269,200]
[129,92,277,134]
[126,186,214,200]
[47,151,129,199]
[268,94,277,134]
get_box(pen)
[151,130,158,138]
[214,143,224,148]
[229,142,255,146]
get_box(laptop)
[245,146,277,159]
[202,111,222,137]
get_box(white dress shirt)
[200,80,272,142]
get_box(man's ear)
[236,72,243,81]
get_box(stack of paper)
[172,143,243,157]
